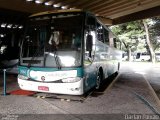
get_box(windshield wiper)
[45,50,61,69]
[54,50,61,69]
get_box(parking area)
[0,62,160,120]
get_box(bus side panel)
[96,47,121,80]
[83,62,97,93]
[94,43,115,79]
[109,47,122,74]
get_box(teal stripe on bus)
[18,66,84,77]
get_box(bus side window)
[117,41,122,50]
[113,38,121,49]
[109,32,115,47]
[113,38,117,48]
[103,28,109,45]
[96,22,104,43]
[86,15,96,27]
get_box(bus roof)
[30,9,83,17]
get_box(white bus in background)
[136,52,150,61]
[155,53,160,61]
[122,52,136,61]
[136,52,160,62]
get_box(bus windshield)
[20,13,83,68]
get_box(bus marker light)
[38,86,49,91]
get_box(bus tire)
[95,71,103,90]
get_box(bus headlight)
[62,77,81,83]
[18,74,29,80]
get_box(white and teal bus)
[18,9,122,95]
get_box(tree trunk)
[122,42,131,61]
[143,20,155,63]
[127,46,132,61]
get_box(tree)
[111,17,160,63]
[142,19,155,63]
[149,16,160,51]
[111,21,144,61]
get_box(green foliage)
[149,16,160,51]
[110,16,160,62]
[111,16,160,55]
[110,21,145,52]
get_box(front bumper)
[18,78,84,95]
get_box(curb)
[143,75,160,112]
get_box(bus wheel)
[95,71,102,90]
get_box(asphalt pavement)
[0,62,160,120]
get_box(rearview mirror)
[86,34,93,51]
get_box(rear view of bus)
[18,10,84,95]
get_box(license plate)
[38,86,49,91]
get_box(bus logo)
[41,76,45,81]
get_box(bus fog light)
[62,77,81,83]
[18,74,29,80]
[70,88,80,91]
